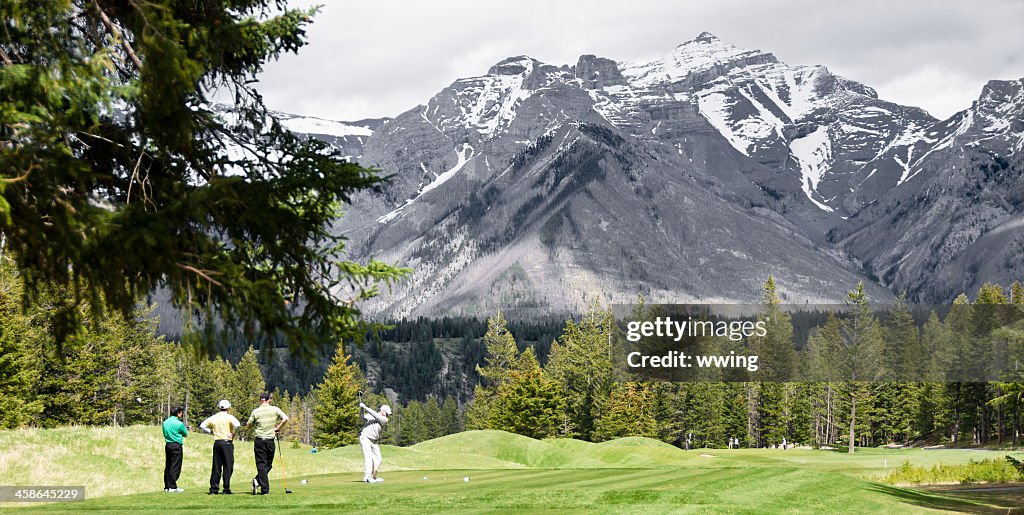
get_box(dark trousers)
[164,442,183,490]
[209,440,234,493]
[253,438,276,494]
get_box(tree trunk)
[825,385,833,445]
[997,405,1004,444]
[1014,405,1019,448]
[848,392,856,454]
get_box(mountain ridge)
[273,33,1021,314]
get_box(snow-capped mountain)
[829,78,1024,301]
[278,33,1021,315]
[574,33,937,221]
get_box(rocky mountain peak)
[487,55,537,76]
[975,78,1024,123]
[575,54,626,89]
[692,31,721,43]
[622,33,777,89]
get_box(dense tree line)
[463,279,1024,451]
[4,252,1023,452]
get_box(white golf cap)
[380,405,392,416]
[218,399,231,410]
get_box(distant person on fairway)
[359,401,392,483]
[200,399,241,495]
[162,406,188,493]
[246,392,289,495]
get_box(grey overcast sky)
[254,0,1024,122]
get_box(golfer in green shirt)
[246,392,289,495]
[161,406,188,492]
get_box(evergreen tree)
[786,382,815,445]
[914,382,947,438]
[299,391,317,445]
[593,382,657,441]
[877,294,921,443]
[313,342,364,448]
[840,284,885,453]
[490,347,563,439]
[101,308,160,426]
[751,276,798,382]
[943,294,989,443]
[0,0,409,356]
[151,342,180,422]
[465,384,493,430]
[423,397,444,440]
[398,401,428,445]
[743,279,799,448]
[544,303,615,439]
[758,383,788,446]
[807,284,884,453]
[720,383,749,447]
[440,395,462,435]
[884,293,921,380]
[476,311,520,386]
[231,347,266,439]
[685,383,727,448]
[921,311,949,383]
[466,311,520,428]
[976,283,1008,305]
[0,263,43,428]
[990,380,1024,447]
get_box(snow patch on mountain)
[279,115,373,137]
[790,126,835,212]
[377,144,476,224]
[421,143,474,195]
[697,89,751,155]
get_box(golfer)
[358,401,391,483]
[161,406,188,492]
[200,399,241,495]
[246,392,289,495]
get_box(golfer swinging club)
[358,395,391,483]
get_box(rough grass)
[882,458,1024,485]
[2,427,1023,513]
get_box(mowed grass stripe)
[5,427,1019,513]
[19,468,994,514]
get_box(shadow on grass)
[869,483,1018,514]
[927,483,1024,514]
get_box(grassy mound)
[411,430,603,468]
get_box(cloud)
[254,0,1024,121]
[875,66,989,120]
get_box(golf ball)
[300,479,308,485]
[464,477,470,482]
[423,476,428,480]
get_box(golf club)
[276,435,293,494]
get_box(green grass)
[1,427,1022,513]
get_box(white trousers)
[359,435,382,479]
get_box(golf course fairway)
[2,427,1022,513]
